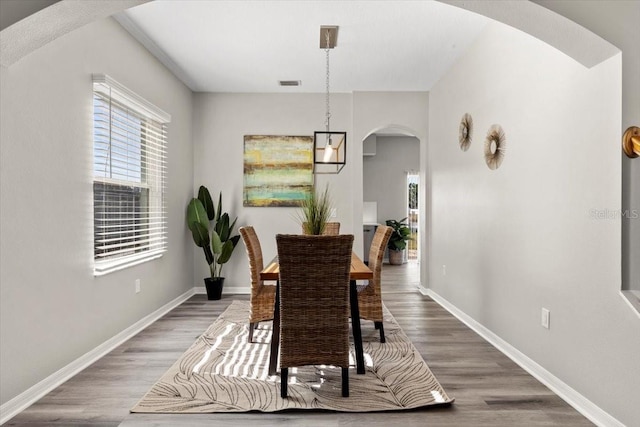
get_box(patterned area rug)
[131,300,453,413]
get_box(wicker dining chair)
[301,222,340,235]
[276,234,354,398]
[357,225,392,343]
[239,226,277,343]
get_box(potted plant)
[385,218,411,265]
[297,184,333,235]
[187,185,240,300]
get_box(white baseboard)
[424,288,624,427]
[620,290,640,318]
[0,288,196,425]
[418,283,429,296]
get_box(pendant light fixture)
[314,26,346,174]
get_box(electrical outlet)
[330,208,337,218]
[541,308,550,329]
[442,264,446,276]
[135,279,141,294]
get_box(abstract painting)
[243,135,313,207]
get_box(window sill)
[94,251,164,276]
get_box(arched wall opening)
[1,3,638,427]
[1,1,619,69]
[361,125,422,276]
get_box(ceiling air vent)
[279,80,301,87]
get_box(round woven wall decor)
[484,124,506,170]
[458,113,473,151]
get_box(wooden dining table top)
[260,252,373,281]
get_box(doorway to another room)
[362,132,421,292]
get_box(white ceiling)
[118,0,489,93]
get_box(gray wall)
[0,17,194,404]
[428,20,639,426]
[191,93,429,291]
[192,92,354,288]
[0,0,59,31]
[363,136,419,224]
[533,0,640,300]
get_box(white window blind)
[92,74,170,275]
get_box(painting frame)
[243,135,314,207]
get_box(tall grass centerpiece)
[298,185,333,235]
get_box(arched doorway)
[362,126,421,291]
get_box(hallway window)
[92,75,170,275]
[407,172,419,261]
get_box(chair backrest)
[301,222,340,235]
[276,234,353,368]
[239,226,263,292]
[368,225,392,292]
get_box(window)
[407,172,419,262]
[92,75,170,275]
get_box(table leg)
[350,280,365,374]
[268,280,280,376]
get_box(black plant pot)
[204,277,224,300]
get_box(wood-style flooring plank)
[5,262,592,426]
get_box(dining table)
[260,252,373,376]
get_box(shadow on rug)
[131,300,453,413]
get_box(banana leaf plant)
[187,186,240,278]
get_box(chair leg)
[341,367,349,397]
[281,368,289,398]
[375,321,385,343]
[248,322,257,343]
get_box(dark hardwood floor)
[5,262,592,426]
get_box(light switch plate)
[541,308,550,329]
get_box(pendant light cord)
[325,29,331,133]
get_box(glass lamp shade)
[313,131,346,174]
